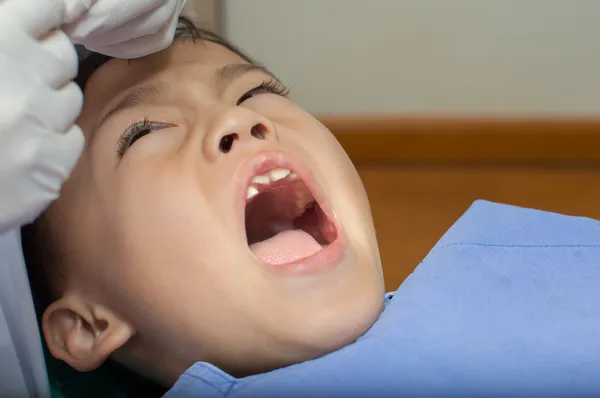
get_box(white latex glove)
[64,0,188,59]
[0,0,85,234]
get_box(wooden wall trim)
[320,117,600,163]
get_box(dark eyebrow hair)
[97,81,170,128]
[94,63,278,137]
[216,63,277,84]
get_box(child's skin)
[40,39,385,386]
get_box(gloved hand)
[0,0,84,234]
[64,0,188,59]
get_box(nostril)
[219,133,238,153]
[251,123,267,140]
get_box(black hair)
[20,17,256,397]
[75,16,256,91]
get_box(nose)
[203,107,277,161]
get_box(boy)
[22,17,385,396]
[23,17,600,398]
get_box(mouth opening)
[244,169,337,265]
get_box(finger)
[0,120,83,230]
[28,82,84,133]
[38,123,85,182]
[39,29,79,86]
[1,0,65,39]
[0,52,82,133]
[86,4,180,59]
[75,0,178,48]
[0,26,78,89]
[64,0,163,42]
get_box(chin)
[267,277,385,370]
[233,299,382,378]
[311,282,384,349]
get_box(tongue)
[250,229,322,265]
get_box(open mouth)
[244,167,338,266]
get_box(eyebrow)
[97,63,276,128]
[215,63,276,84]
[98,82,169,127]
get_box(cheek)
[293,114,372,217]
[110,163,258,313]
[295,117,377,255]
[116,166,212,267]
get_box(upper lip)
[235,149,338,246]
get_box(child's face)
[44,39,384,383]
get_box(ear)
[41,295,134,372]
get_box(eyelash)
[116,79,290,157]
[116,118,173,157]
[236,79,290,105]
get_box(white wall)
[223,0,600,116]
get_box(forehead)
[81,40,250,117]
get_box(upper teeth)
[246,168,297,200]
[246,186,259,199]
[251,175,270,185]
[270,168,290,181]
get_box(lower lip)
[257,236,347,276]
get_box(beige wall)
[183,0,220,33]
[223,0,600,116]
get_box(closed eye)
[116,118,175,157]
[237,79,290,105]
